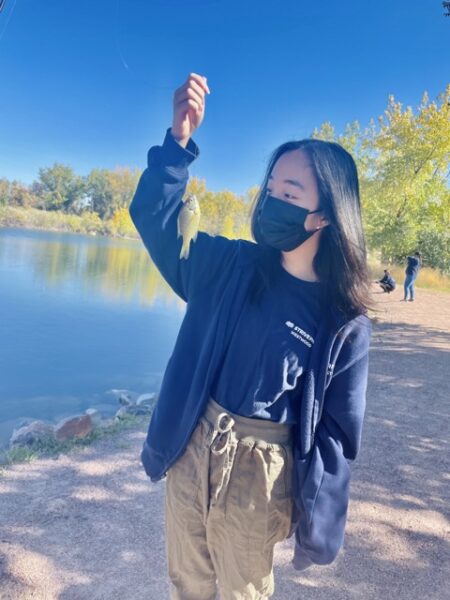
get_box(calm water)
[0,227,186,447]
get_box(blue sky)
[0,0,448,197]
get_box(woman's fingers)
[176,98,202,115]
[174,78,207,109]
[187,77,208,99]
[187,79,205,103]
[174,73,209,102]
[171,73,209,139]
[188,72,210,95]
[175,86,204,111]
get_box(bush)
[108,207,136,237]
[416,228,450,274]
[80,211,104,234]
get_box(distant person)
[377,269,396,293]
[403,251,422,302]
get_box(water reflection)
[1,227,185,310]
[0,227,186,447]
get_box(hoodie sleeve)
[292,317,371,571]
[128,127,239,302]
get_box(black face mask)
[254,193,324,251]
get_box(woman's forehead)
[271,150,315,179]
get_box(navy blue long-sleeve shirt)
[128,127,372,571]
[211,266,322,424]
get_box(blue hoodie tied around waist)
[128,127,372,572]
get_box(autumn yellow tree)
[364,85,449,269]
[312,85,450,272]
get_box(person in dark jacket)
[377,269,396,293]
[403,251,422,301]
[129,72,372,600]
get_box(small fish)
[177,193,201,260]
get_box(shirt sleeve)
[292,319,371,570]
[128,127,240,302]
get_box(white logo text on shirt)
[285,320,314,348]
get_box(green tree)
[312,86,450,271]
[312,119,375,184]
[9,181,36,208]
[364,85,450,264]
[34,163,86,213]
[85,167,141,220]
[85,169,112,218]
[0,178,11,206]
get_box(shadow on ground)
[0,319,449,599]
[274,320,450,600]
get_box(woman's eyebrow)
[268,174,305,191]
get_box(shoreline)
[0,390,156,471]
[2,217,449,292]
[0,413,149,475]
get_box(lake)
[0,227,186,448]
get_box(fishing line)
[114,0,132,74]
[0,0,17,44]
[113,0,219,89]
[114,0,173,89]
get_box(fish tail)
[179,239,191,260]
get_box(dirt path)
[1,285,449,600]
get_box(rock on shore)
[8,389,158,450]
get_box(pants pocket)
[264,443,294,544]
[166,419,206,510]
[224,441,294,585]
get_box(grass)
[0,413,149,474]
[0,205,136,239]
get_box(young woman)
[129,72,372,600]
[403,251,422,301]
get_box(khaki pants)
[165,397,294,600]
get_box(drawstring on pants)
[199,397,293,528]
[201,411,238,525]
[210,412,235,454]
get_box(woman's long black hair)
[248,138,372,321]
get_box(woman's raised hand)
[171,72,210,145]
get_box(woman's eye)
[266,189,296,200]
[265,189,297,200]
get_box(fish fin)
[179,241,190,260]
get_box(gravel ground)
[1,285,449,600]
